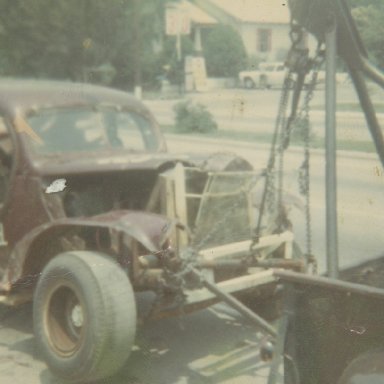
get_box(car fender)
[1,210,174,290]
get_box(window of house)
[257,29,271,53]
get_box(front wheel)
[33,251,136,383]
[244,77,256,89]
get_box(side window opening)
[26,107,158,155]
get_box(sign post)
[165,4,190,61]
[165,4,207,92]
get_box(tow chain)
[251,22,305,251]
[251,71,293,252]
[251,20,311,252]
[251,21,322,275]
[146,246,200,322]
[296,44,325,273]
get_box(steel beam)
[325,21,339,279]
[349,66,384,167]
[190,268,277,338]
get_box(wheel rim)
[44,283,86,357]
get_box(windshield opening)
[24,106,159,156]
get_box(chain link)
[251,20,324,275]
[295,45,325,273]
[251,71,293,252]
[145,246,200,322]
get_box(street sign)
[165,6,190,36]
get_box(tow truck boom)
[273,2,384,383]
[289,0,384,166]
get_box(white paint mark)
[46,178,67,194]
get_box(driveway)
[0,299,282,384]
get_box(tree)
[350,0,384,69]
[202,25,247,78]
[112,0,175,89]
[349,0,383,8]
[0,0,173,89]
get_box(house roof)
[209,0,290,24]
[179,0,217,25]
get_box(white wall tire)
[33,251,136,383]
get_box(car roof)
[0,79,147,116]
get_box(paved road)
[147,85,384,272]
[0,300,280,384]
[146,84,384,142]
[165,134,384,273]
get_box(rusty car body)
[0,79,301,382]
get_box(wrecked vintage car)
[0,80,302,382]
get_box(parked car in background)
[239,62,286,89]
[239,62,347,90]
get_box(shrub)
[247,55,262,70]
[173,100,218,134]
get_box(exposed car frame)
[0,79,301,382]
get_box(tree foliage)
[349,0,382,8]
[202,25,247,78]
[173,100,217,133]
[0,0,173,88]
[350,0,384,69]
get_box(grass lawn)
[311,102,384,113]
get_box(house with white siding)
[192,0,292,62]
[170,0,313,89]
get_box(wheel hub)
[46,285,85,356]
[71,304,84,328]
